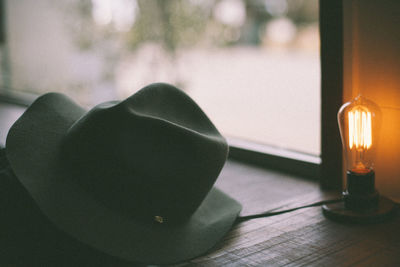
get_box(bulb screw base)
[322,171,397,223]
[343,170,379,211]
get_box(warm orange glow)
[348,109,372,150]
[352,164,371,174]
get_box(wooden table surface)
[176,160,400,267]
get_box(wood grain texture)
[174,160,400,266]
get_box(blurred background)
[0,0,320,155]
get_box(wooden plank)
[1,155,399,266]
[175,160,400,266]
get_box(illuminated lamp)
[322,95,396,223]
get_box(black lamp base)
[322,196,397,224]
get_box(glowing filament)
[348,109,372,150]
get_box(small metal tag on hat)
[154,215,164,224]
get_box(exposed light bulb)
[322,94,396,223]
[338,95,381,177]
[337,95,382,211]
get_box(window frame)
[0,0,343,189]
[228,0,343,190]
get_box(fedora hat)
[5,83,242,264]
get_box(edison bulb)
[337,95,382,175]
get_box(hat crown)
[63,83,228,222]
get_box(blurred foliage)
[66,0,97,50]
[68,0,318,52]
[126,0,210,52]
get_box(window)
[0,0,343,187]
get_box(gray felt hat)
[6,83,242,265]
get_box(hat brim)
[6,93,241,265]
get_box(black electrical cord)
[235,198,344,223]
